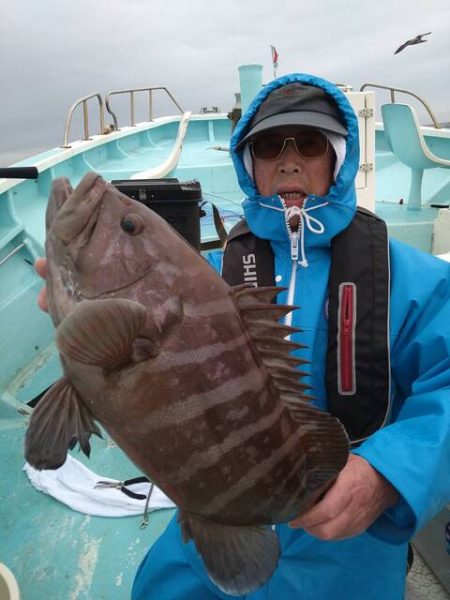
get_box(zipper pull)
[290,231,299,261]
[342,285,353,334]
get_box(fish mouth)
[83,271,149,300]
[50,174,107,245]
[46,178,73,231]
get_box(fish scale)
[25,172,349,597]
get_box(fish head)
[45,172,188,320]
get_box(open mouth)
[278,191,307,208]
[279,191,306,201]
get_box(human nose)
[278,139,303,173]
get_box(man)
[130,74,450,599]
[36,74,450,598]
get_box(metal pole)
[148,90,153,121]
[131,91,135,126]
[83,100,89,140]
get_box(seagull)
[394,32,432,55]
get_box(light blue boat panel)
[1,421,174,600]
[376,151,450,207]
[0,240,55,402]
[143,121,181,143]
[6,185,48,246]
[375,203,440,252]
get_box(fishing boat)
[1,65,449,599]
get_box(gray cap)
[236,82,347,149]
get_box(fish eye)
[120,214,146,235]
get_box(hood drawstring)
[284,201,327,267]
[259,196,328,267]
[259,198,328,267]
[257,197,328,322]
[258,196,328,267]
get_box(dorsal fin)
[253,335,308,353]
[230,285,311,404]
[280,392,315,407]
[239,303,294,322]
[231,284,286,306]
[269,373,311,394]
[259,350,309,369]
[245,319,301,340]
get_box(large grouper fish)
[25,172,349,595]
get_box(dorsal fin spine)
[230,285,311,406]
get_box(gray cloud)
[1,0,449,165]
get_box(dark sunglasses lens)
[252,134,285,159]
[296,131,328,157]
[252,130,328,159]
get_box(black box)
[112,178,203,251]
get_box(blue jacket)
[132,73,450,599]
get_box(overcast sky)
[1,0,449,166]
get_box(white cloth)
[323,131,346,180]
[23,454,176,517]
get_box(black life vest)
[221,207,391,444]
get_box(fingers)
[290,493,366,540]
[289,455,358,530]
[35,257,49,312]
[289,481,348,530]
[37,286,48,312]
[288,454,399,541]
[34,257,47,279]
[292,514,354,541]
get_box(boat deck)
[1,417,174,599]
[407,553,449,599]
[2,417,448,599]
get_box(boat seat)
[0,563,20,600]
[381,103,450,210]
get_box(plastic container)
[112,178,203,251]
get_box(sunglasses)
[250,129,329,161]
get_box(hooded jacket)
[132,73,450,600]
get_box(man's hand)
[35,257,48,312]
[289,454,399,540]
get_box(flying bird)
[394,32,432,55]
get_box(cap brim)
[236,111,348,149]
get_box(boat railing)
[62,92,106,148]
[105,86,184,130]
[359,83,441,128]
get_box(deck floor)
[3,415,448,600]
[407,551,449,599]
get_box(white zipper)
[280,197,302,329]
[286,231,299,316]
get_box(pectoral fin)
[25,377,101,470]
[179,511,279,596]
[56,298,153,368]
